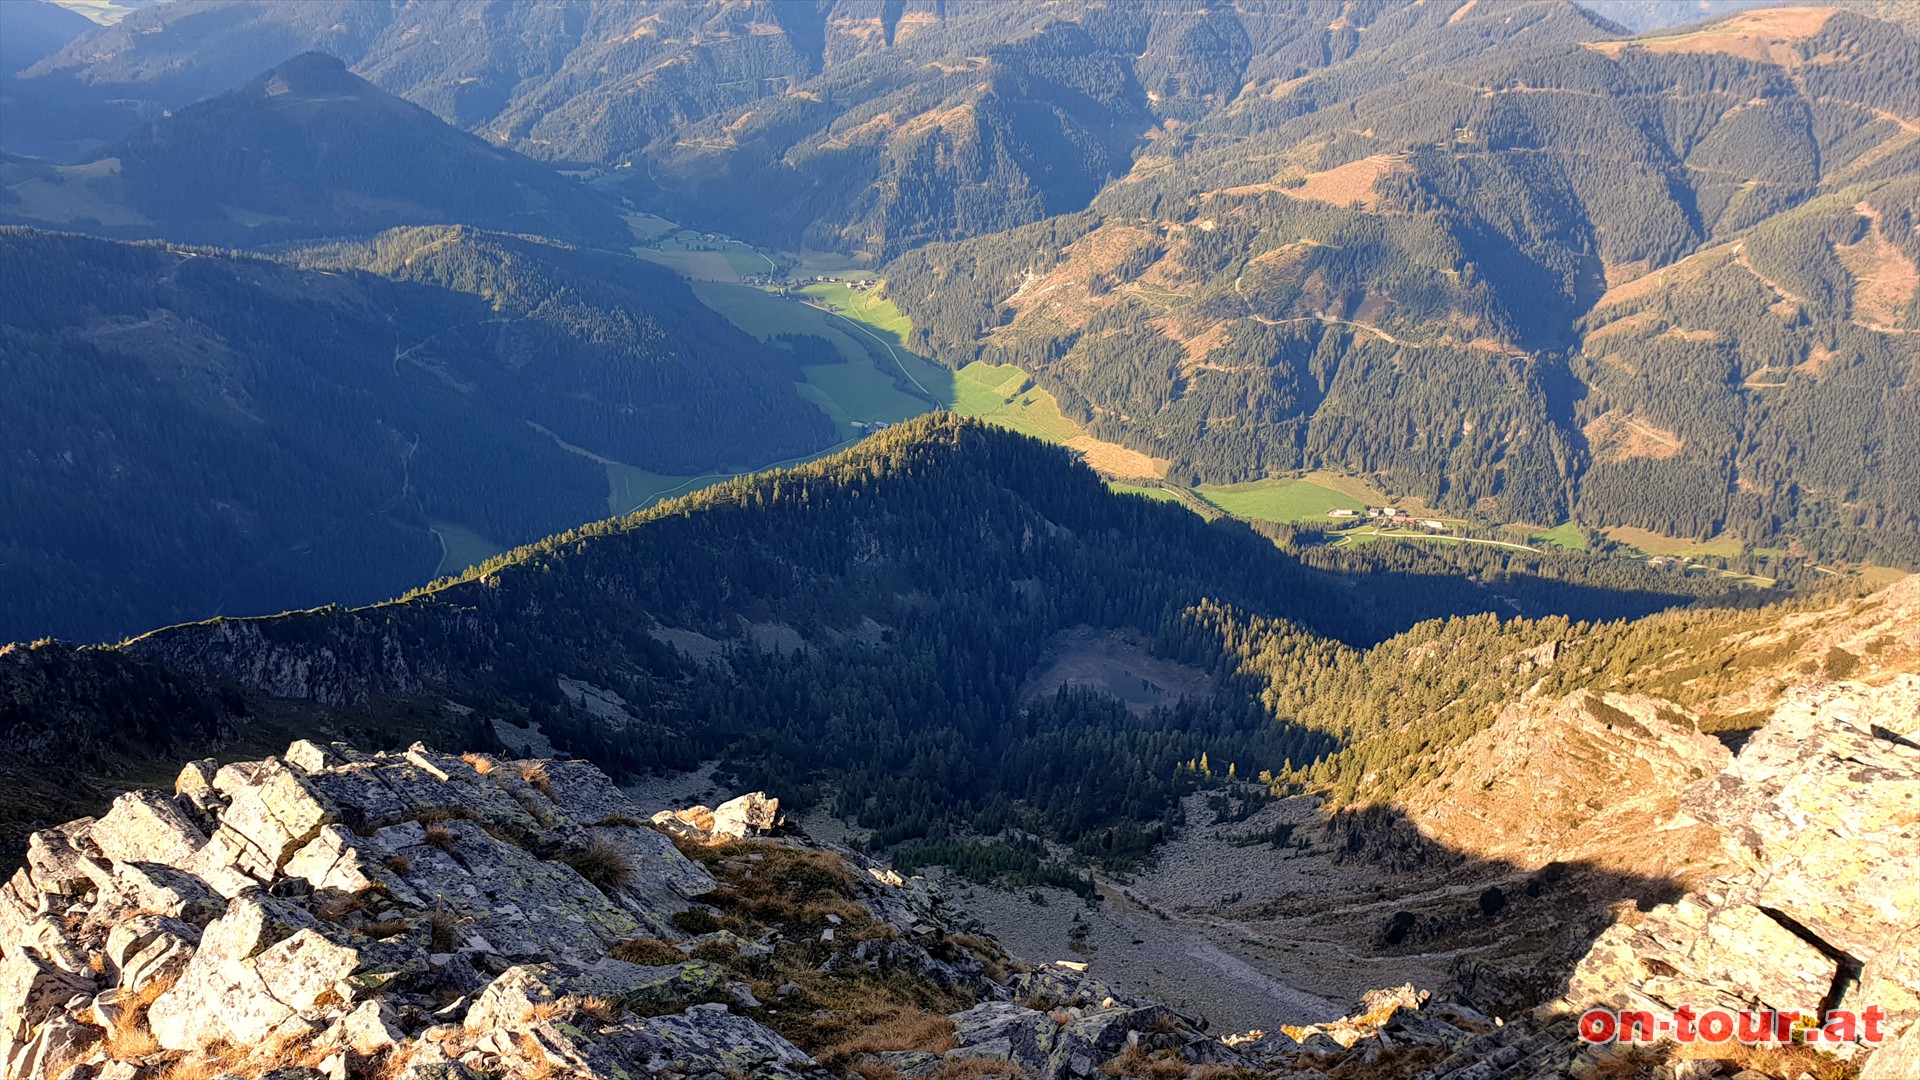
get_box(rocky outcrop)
[0,741,1285,1080]
[1408,689,1733,877]
[0,742,792,1079]
[1564,679,1920,1061]
[935,965,1234,1080]
[650,791,782,844]
[1244,676,1920,1080]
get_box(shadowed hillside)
[0,225,837,643]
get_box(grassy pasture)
[1107,483,1183,504]
[1604,526,1745,558]
[799,281,913,344]
[1530,522,1590,551]
[1193,478,1366,523]
[948,363,1083,444]
[688,281,932,437]
[430,521,506,577]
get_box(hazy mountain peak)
[253,49,362,96]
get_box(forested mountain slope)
[0,416,1747,850]
[886,5,1920,560]
[0,0,92,78]
[0,225,836,644]
[0,52,628,246]
[15,0,1620,259]
[17,4,1914,563]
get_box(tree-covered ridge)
[1,51,628,247]
[1208,568,1916,811]
[884,6,1920,560]
[60,416,1748,861]
[0,0,91,79]
[0,225,836,644]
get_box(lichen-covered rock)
[462,958,727,1033]
[946,994,1228,1080]
[146,893,363,1050]
[649,790,782,844]
[0,740,1218,1080]
[1681,679,1920,1015]
[1567,680,1920,1031]
[1862,1016,1920,1080]
[1539,679,1920,1077]
[104,914,200,992]
[205,759,339,882]
[23,822,96,900]
[711,792,780,840]
[0,949,93,1041]
[6,1012,100,1080]
[1567,897,1838,1015]
[91,790,209,868]
[596,1002,820,1078]
[87,860,224,926]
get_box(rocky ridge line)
[0,741,1349,1080]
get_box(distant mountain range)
[1,51,629,246]
[10,0,1914,565]
[887,3,1920,561]
[0,224,836,643]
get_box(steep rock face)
[0,741,762,1078]
[1408,689,1733,876]
[1565,678,1920,1069]
[120,617,454,709]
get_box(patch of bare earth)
[829,16,884,45]
[1798,344,1839,374]
[1585,7,1838,67]
[893,101,978,144]
[1835,202,1920,330]
[1592,243,1737,309]
[1065,436,1169,480]
[1281,154,1411,211]
[1153,315,1234,372]
[1583,409,1684,463]
[999,224,1166,332]
[1582,310,1658,343]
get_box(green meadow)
[1193,478,1366,523]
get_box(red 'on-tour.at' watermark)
[1579,1006,1889,1046]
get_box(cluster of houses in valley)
[752,275,880,295]
[1328,506,1451,531]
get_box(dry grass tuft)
[312,890,374,923]
[826,1007,957,1063]
[1100,1042,1191,1078]
[611,937,686,966]
[690,937,742,963]
[104,972,177,1060]
[931,1059,1027,1079]
[562,838,633,891]
[460,752,495,775]
[427,907,463,952]
[424,824,455,851]
[1667,1038,1858,1080]
[511,1032,565,1079]
[517,760,556,799]
[384,853,412,874]
[572,994,622,1024]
